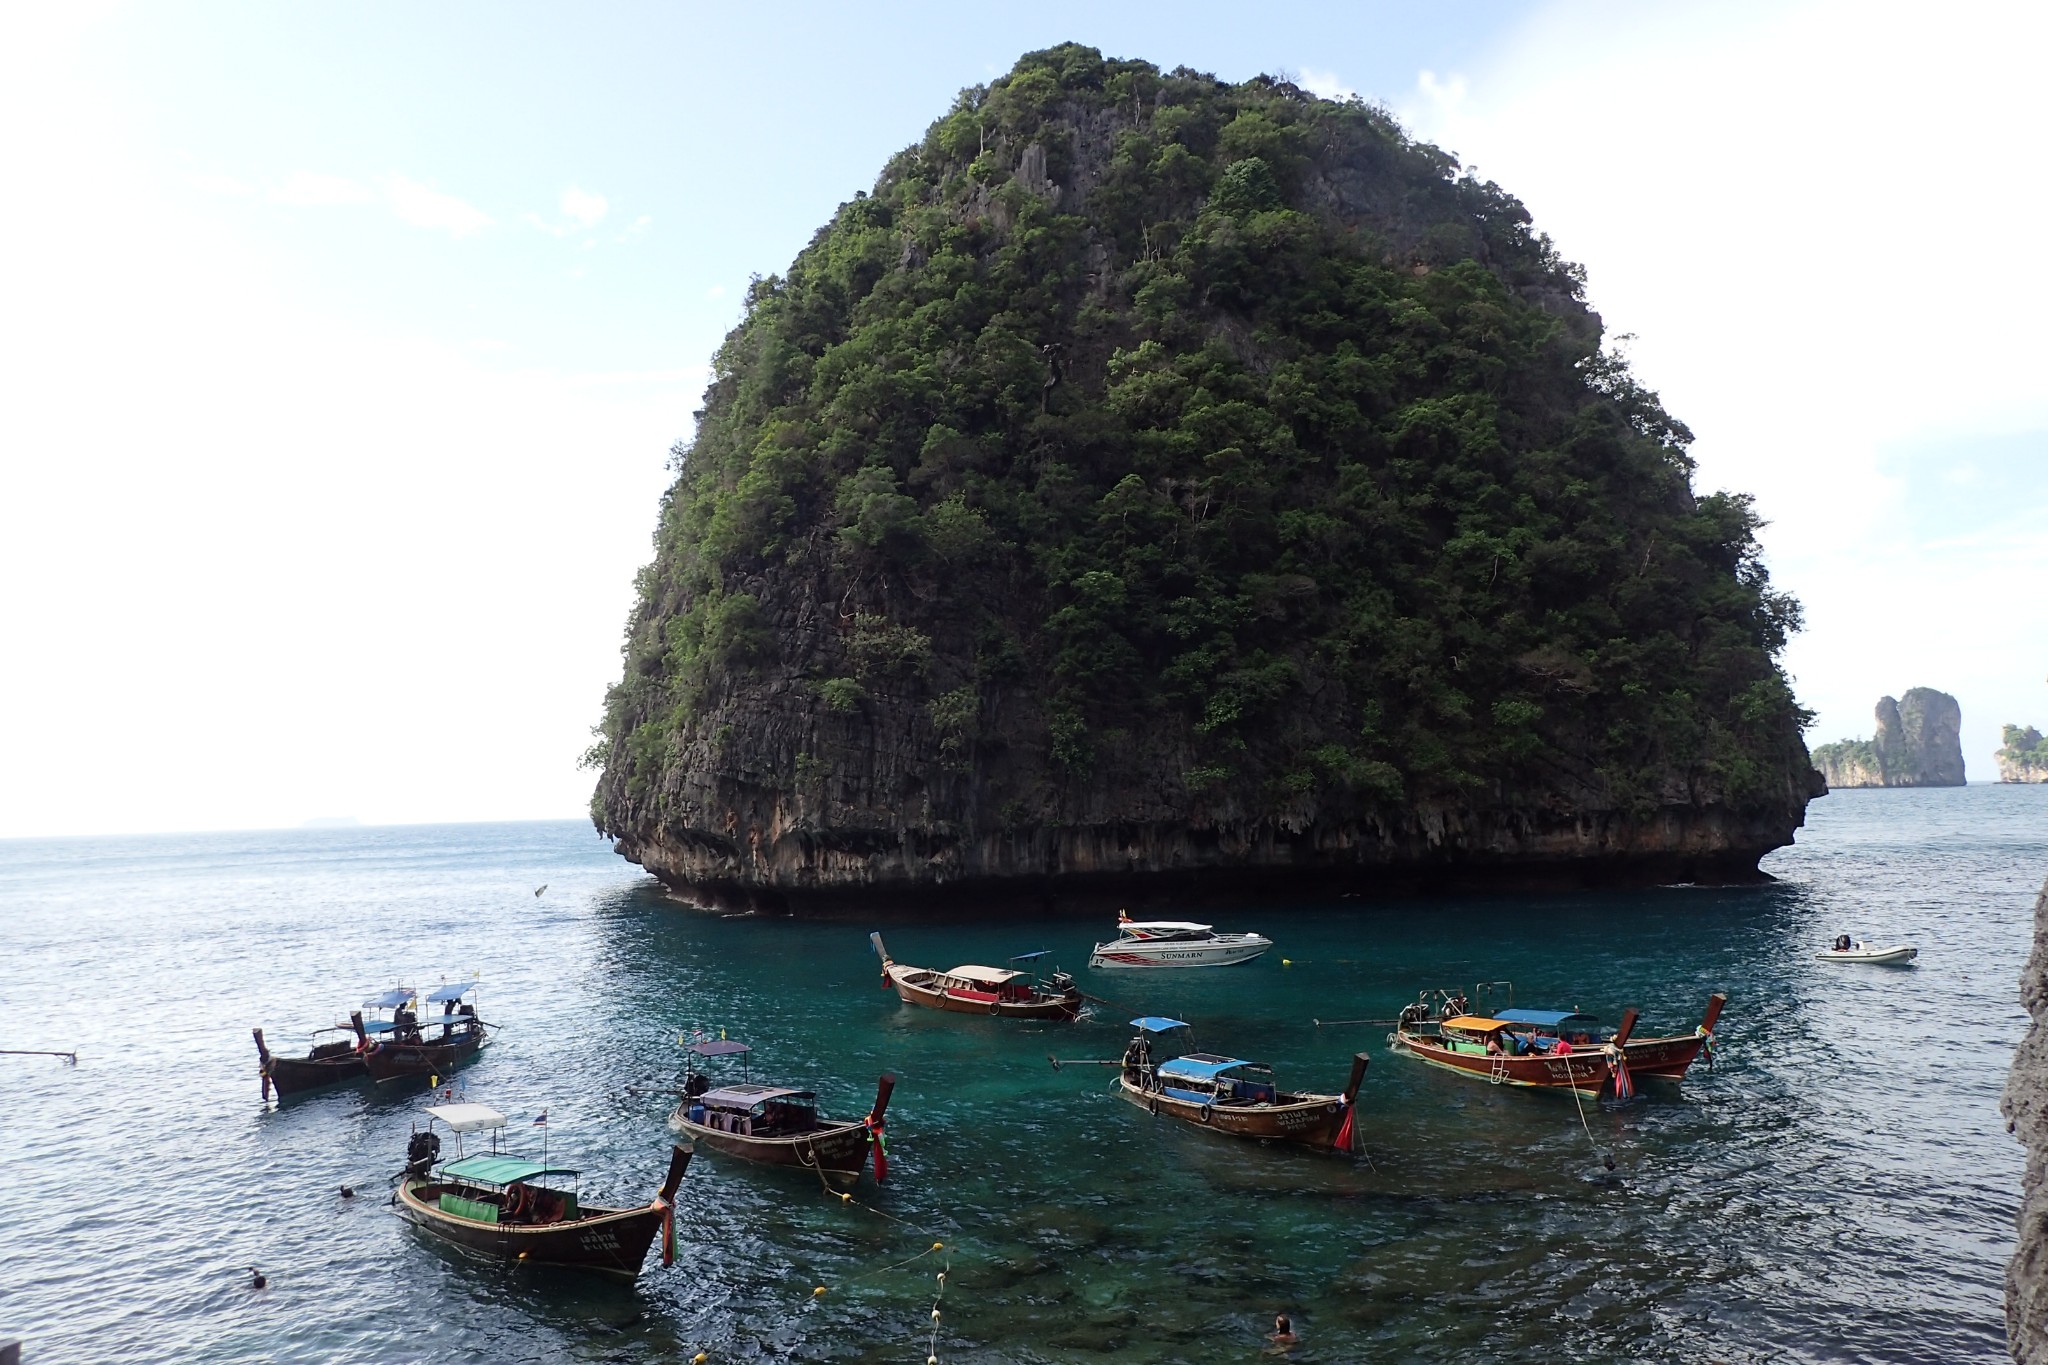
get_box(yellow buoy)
[931,1241,944,1250]
[1281,959,1292,966]
[813,1286,828,1297]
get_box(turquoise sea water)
[2,786,2042,1363]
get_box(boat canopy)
[424,981,478,1004]
[1158,1053,1265,1082]
[360,1019,399,1036]
[1121,920,1211,934]
[364,987,415,1009]
[426,1102,508,1132]
[948,965,1020,986]
[700,1084,813,1109]
[1009,949,1052,961]
[687,1039,751,1057]
[1131,1016,1190,1033]
[441,1154,578,1185]
[1495,1009,1600,1030]
[1441,1016,1511,1033]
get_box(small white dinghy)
[1815,936,1918,966]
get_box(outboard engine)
[1050,971,1075,993]
[1398,1001,1429,1028]
[683,1072,710,1099]
[405,1129,441,1178]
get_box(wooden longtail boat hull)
[669,1115,870,1178]
[883,965,1082,1021]
[1392,1034,1618,1095]
[1618,1034,1710,1079]
[265,1054,368,1096]
[396,1145,690,1279]
[1115,1075,1352,1151]
[252,1027,367,1099]
[362,1027,485,1082]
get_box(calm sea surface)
[2,787,2042,1363]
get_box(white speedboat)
[1088,916,1273,969]
[1815,936,1918,966]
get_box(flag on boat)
[1609,1053,1634,1102]
[533,1110,548,1126]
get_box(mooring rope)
[1566,1066,1616,1172]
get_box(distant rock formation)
[2003,874,2048,1362]
[1810,688,1966,788]
[1999,725,2048,784]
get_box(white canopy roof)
[1123,921,1212,933]
[426,1103,507,1132]
[948,965,1021,985]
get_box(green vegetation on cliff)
[2000,725,2048,782]
[591,46,1813,867]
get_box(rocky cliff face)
[1811,688,1966,788]
[2004,875,2048,1363]
[590,46,1821,912]
[2000,726,2048,784]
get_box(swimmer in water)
[1268,1313,1297,1347]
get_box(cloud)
[382,175,492,237]
[527,186,619,238]
[706,284,726,298]
[560,186,607,227]
[272,171,373,206]
[1297,67,1357,102]
[1414,69,1468,115]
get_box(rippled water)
[2,786,2041,1363]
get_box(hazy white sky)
[1,1,2040,837]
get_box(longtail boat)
[252,986,412,1100]
[358,981,487,1083]
[665,1037,895,1184]
[1110,1017,1367,1154]
[870,932,1083,1021]
[1390,992,1726,1097]
[395,1102,690,1278]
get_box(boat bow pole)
[655,1144,693,1267]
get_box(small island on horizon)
[1809,688,1966,789]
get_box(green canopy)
[441,1154,579,1186]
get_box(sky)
[1,1,2041,837]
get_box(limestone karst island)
[586,47,1819,913]
[1808,687,1967,789]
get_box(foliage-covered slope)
[590,45,1818,907]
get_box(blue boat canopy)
[1158,1053,1264,1082]
[1495,1009,1601,1030]
[688,1039,751,1057]
[363,988,415,1009]
[1130,1017,1189,1033]
[359,1019,398,1035]
[424,981,478,1004]
[1009,949,1052,961]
